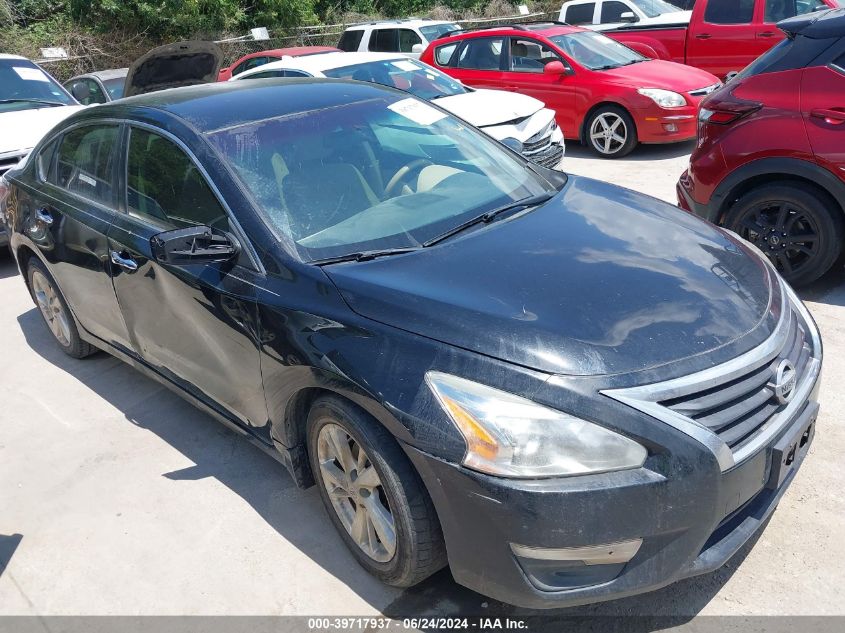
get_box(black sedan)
[1,79,822,608]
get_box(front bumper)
[405,391,818,608]
[634,102,698,144]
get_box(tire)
[585,105,638,159]
[307,396,446,587]
[26,258,96,358]
[724,183,844,287]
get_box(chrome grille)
[521,122,563,169]
[0,150,28,176]
[603,276,822,471]
[659,308,811,452]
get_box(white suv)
[559,0,691,31]
[337,19,460,59]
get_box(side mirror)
[70,82,90,103]
[411,43,424,54]
[544,60,572,76]
[151,225,239,265]
[620,11,639,23]
[501,137,524,154]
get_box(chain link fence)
[35,11,558,80]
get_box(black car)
[3,78,822,608]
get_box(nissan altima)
[1,79,821,608]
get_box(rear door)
[801,51,845,177]
[26,124,133,351]
[442,36,507,90]
[107,125,268,434]
[687,0,759,77]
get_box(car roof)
[779,8,845,39]
[0,54,29,61]
[235,51,412,78]
[91,78,405,133]
[436,23,582,42]
[68,68,128,82]
[346,18,455,30]
[236,46,340,60]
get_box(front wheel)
[307,396,446,587]
[725,184,844,287]
[585,105,638,159]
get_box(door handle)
[811,109,845,124]
[35,208,54,225]
[759,31,776,38]
[110,250,139,272]
[695,33,712,39]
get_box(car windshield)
[103,77,125,100]
[630,0,683,17]
[0,59,75,113]
[207,94,553,262]
[321,59,466,100]
[549,31,645,70]
[419,23,461,41]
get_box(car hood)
[603,59,719,92]
[124,41,223,97]
[0,105,85,155]
[435,88,544,128]
[324,176,774,376]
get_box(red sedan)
[218,46,340,81]
[421,23,721,158]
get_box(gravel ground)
[0,140,843,621]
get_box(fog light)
[510,539,642,591]
[664,123,679,133]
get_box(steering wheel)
[384,159,433,198]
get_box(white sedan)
[231,51,565,169]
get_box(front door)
[445,36,508,90]
[502,37,578,137]
[26,124,133,352]
[107,125,268,433]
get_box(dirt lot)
[1,141,843,620]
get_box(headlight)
[426,372,647,478]
[637,88,687,108]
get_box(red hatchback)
[217,46,340,81]
[678,9,845,286]
[421,22,721,158]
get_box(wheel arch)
[711,157,845,226]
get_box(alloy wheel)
[31,270,71,347]
[737,201,821,278]
[317,422,397,563]
[590,112,628,156]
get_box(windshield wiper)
[312,247,421,266]
[424,192,555,247]
[592,64,622,71]
[0,98,67,107]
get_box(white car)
[337,19,461,59]
[559,0,691,31]
[0,55,84,178]
[232,52,565,170]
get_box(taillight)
[698,93,762,126]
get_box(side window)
[435,42,458,66]
[509,38,563,72]
[601,1,633,22]
[36,137,59,182]
[231,59,253,77]
[53,125,118,206]
[244,56,268,72]
[398,29,422,53]
[126,128,230,232]
[338,29,365,52]
[283,70,310,78]
[565,3,597,25]
[369,29,399,52]
[765,0,828,23]
[704,0,754,24]
[85,79,107,104]
[457,37,505,70]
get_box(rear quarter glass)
[735,35,839,80]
